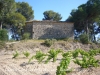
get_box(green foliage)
[45,49,62,63]
[63,38,73,42]
[23,51,30,58]
[72,49,79,58]
[28,55,34,63]
[43,10,62,21]
[10,13,26,26]
[12,50,19,58]
[0,29,8,41]
[88,49,100,56]
[56,57,72,75]
[44,39,56,47]
[34,51,46,63]
[22,32,30,40]
[9,13,26,35]
[0,0,16,30]
[16,2,34,21]
[79,49,89,56]
[11,48,100,75]
[74,56,99,68]
[73,49,100,68]
[62,51,72,58]
[0,0,16,21]
[79,34,89,44]
[28,51,46,63]
[67,0,100,42]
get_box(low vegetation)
[22,32,30,40]
[44,39,56,47]
[0,29,8,41]
[12,48,100,75]
[79,34,89,44]
[12,50,19,58]
[23,51,30,58]
[45,49,62,63]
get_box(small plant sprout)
[62,51,72,58]
[56,57,72,75]
[23,51,30,58]
[12,50,19,58]
[72,49,79,58]
[73,54,99,68]
[45,49,62,64]
[28,55,34,63]
[35,51,46,63]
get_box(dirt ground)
[0,40,100,75]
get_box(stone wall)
[25,20,74,39]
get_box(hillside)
[0,40,100,75]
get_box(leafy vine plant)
[12,48,100,75]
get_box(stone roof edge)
[26,20,73,24]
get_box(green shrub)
[0,29,8,41]
[23,51,30,58]
[45,49,62,63]
[88,49,99,56]
[44,39,56,47]
[73,56,99,68]
[62,51,72,58]
[79,34,89,44]
[34,51,46,63]
[56,57,72,75]
[63,38,73,42]
[72,49,79,58]
[22,32,30,40]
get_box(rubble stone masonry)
[25,20,74,39]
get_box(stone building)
[24,20,74,39]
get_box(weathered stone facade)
[25,20,74,39]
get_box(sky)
[15,0,88,21]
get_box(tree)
[16,2,34,21]
[0,0,16,29]
[9,13,26,40]
[0,2,3,12]
[66,0,100,42]
[43,10,62,21]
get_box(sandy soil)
[0,41,100,75]
[0,50,100,75]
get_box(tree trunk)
[85,21,89,42]
[92,23,96,42]
[0,22,2,30]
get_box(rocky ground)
[0,40,100,75]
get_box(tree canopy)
[66,0,100,42]
[0,0,16,29]
[0,0,34,40]
[43,10,62,21]
[16,2,34,21]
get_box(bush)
[45,49,62,63]
[34,51,46,63]
[0,29,8,41]
[22,32,30,40]
[79,34,89,44]
[44,39,56,47]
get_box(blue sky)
[15,0,88,21]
